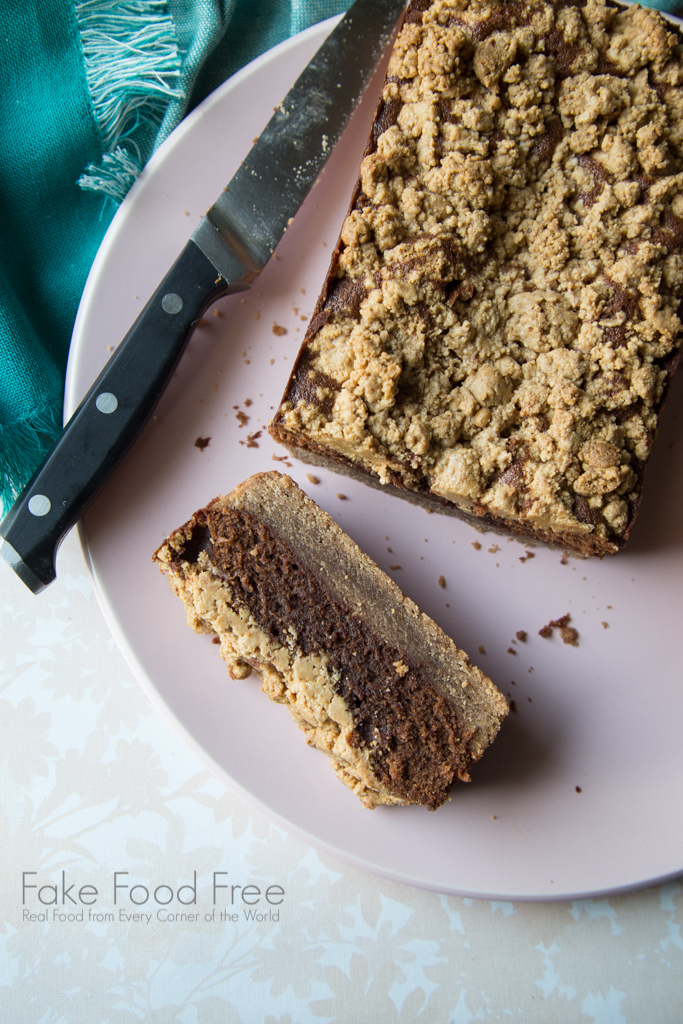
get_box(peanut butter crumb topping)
[276,0,683,550]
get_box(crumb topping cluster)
[276,0,683,550]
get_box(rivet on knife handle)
[0,0,407,593]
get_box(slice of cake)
[153,472,507,809]
[270,0,683,556]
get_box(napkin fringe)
[78,146,142,206]
[75,0,184,204]
[1,405,62,516]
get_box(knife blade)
[0,0,406,594]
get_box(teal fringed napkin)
[0,0,350,515]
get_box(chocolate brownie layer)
[270,0,683,556]
[153,472,507,809]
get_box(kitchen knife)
[0,0,406,595]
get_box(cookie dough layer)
[153,472,507,809]
[270,0,683,556]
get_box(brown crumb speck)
[236,410,249,428]
[272,323,287,336]
[560,625,579,646]
[194,436,211,451]
[306,473,320,485]
[575,786,582,793]
[509,700,517,713]
[539,613,579,646]
[472,541,481,551]
[337,493,347,500]
[507,647,517,656]
[478,645,486,655]
[389,564,402,571]
[516,630,527,642]
[438,575,446,588]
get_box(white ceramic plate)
[66,17,683,901]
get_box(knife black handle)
[0,240,228,593]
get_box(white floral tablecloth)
[1,529,682,1023]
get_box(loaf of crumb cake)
[153,472,507,809]
[270,0,683,556]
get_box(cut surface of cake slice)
[153,472,507,810]
[270,0,683,556]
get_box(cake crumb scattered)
[194,436,211,451]
[472,542,481,551]
[507,648,517,656]
[272,323,287,336]
[516,631,527,643]
[601,621,609,629]
[390,564,402,571]
[438,576,446,589]
[306,473,320,485]
[478,645,486,655]
[539,614,579,646]
[235,410,249,428]
[575,786,582,794]
[560,625,579,647]
[336,493,347,501]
